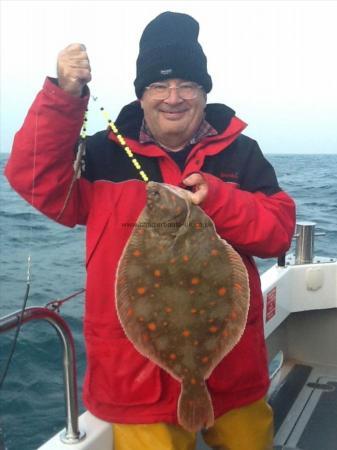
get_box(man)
[5,11,295,450]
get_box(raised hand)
[57,43,91,97]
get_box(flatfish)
[116,182,249,432]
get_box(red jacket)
[5,78,296,424]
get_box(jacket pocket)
[86,335,162,406]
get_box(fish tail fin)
[178,380,214,432]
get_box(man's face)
[140,78,206,150]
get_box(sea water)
[0,153,336,450]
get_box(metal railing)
[0,307,86,444]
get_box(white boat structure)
[1,221,336,450]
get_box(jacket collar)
[110,100,246,158]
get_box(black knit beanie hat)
[134,11,212,98]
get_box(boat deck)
[271,360,337,450]
[195,359,337,450]
[196,307,337,449]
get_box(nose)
[164,86,183,104]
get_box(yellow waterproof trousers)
[113,397,274,450]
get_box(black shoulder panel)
[205,103,235,133]
[115,101,144,139]
[82,130,163,183]
[202,135,281,196]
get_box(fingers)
[182,173,208,205]
[183,173,204,186]
[57,43,92,97]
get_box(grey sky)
[1,0,337,154]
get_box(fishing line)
[55,110,88,221]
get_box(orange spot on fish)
[169,353,177,360]
[191,308,198,314]
[175,207,182,214]
[234,283,242,292]
[154,283,160,288]
[154,269,161,277]
[191,277,200,285]
[138,316,145,322]
[182,329,191,337]
[142,333,150,342]
[230,310,238,321]
[126,308,134,317]
[165,307,173,314]
[194,223,202,230]
[182,255,189,262]
[191,378,197,385]
[137,287,146,295]
[222,330,229,337]
[218,287,227,296]
[201,356,209,364]
[133,249,141,257]
[147,322,157,331]
[209,326,219,334]
[211,249,219,256]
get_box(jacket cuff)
[43,77,90,107]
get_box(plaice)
[116,181,250,432]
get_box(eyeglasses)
[144,82,203,100]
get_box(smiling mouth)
[161,110,187,120]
